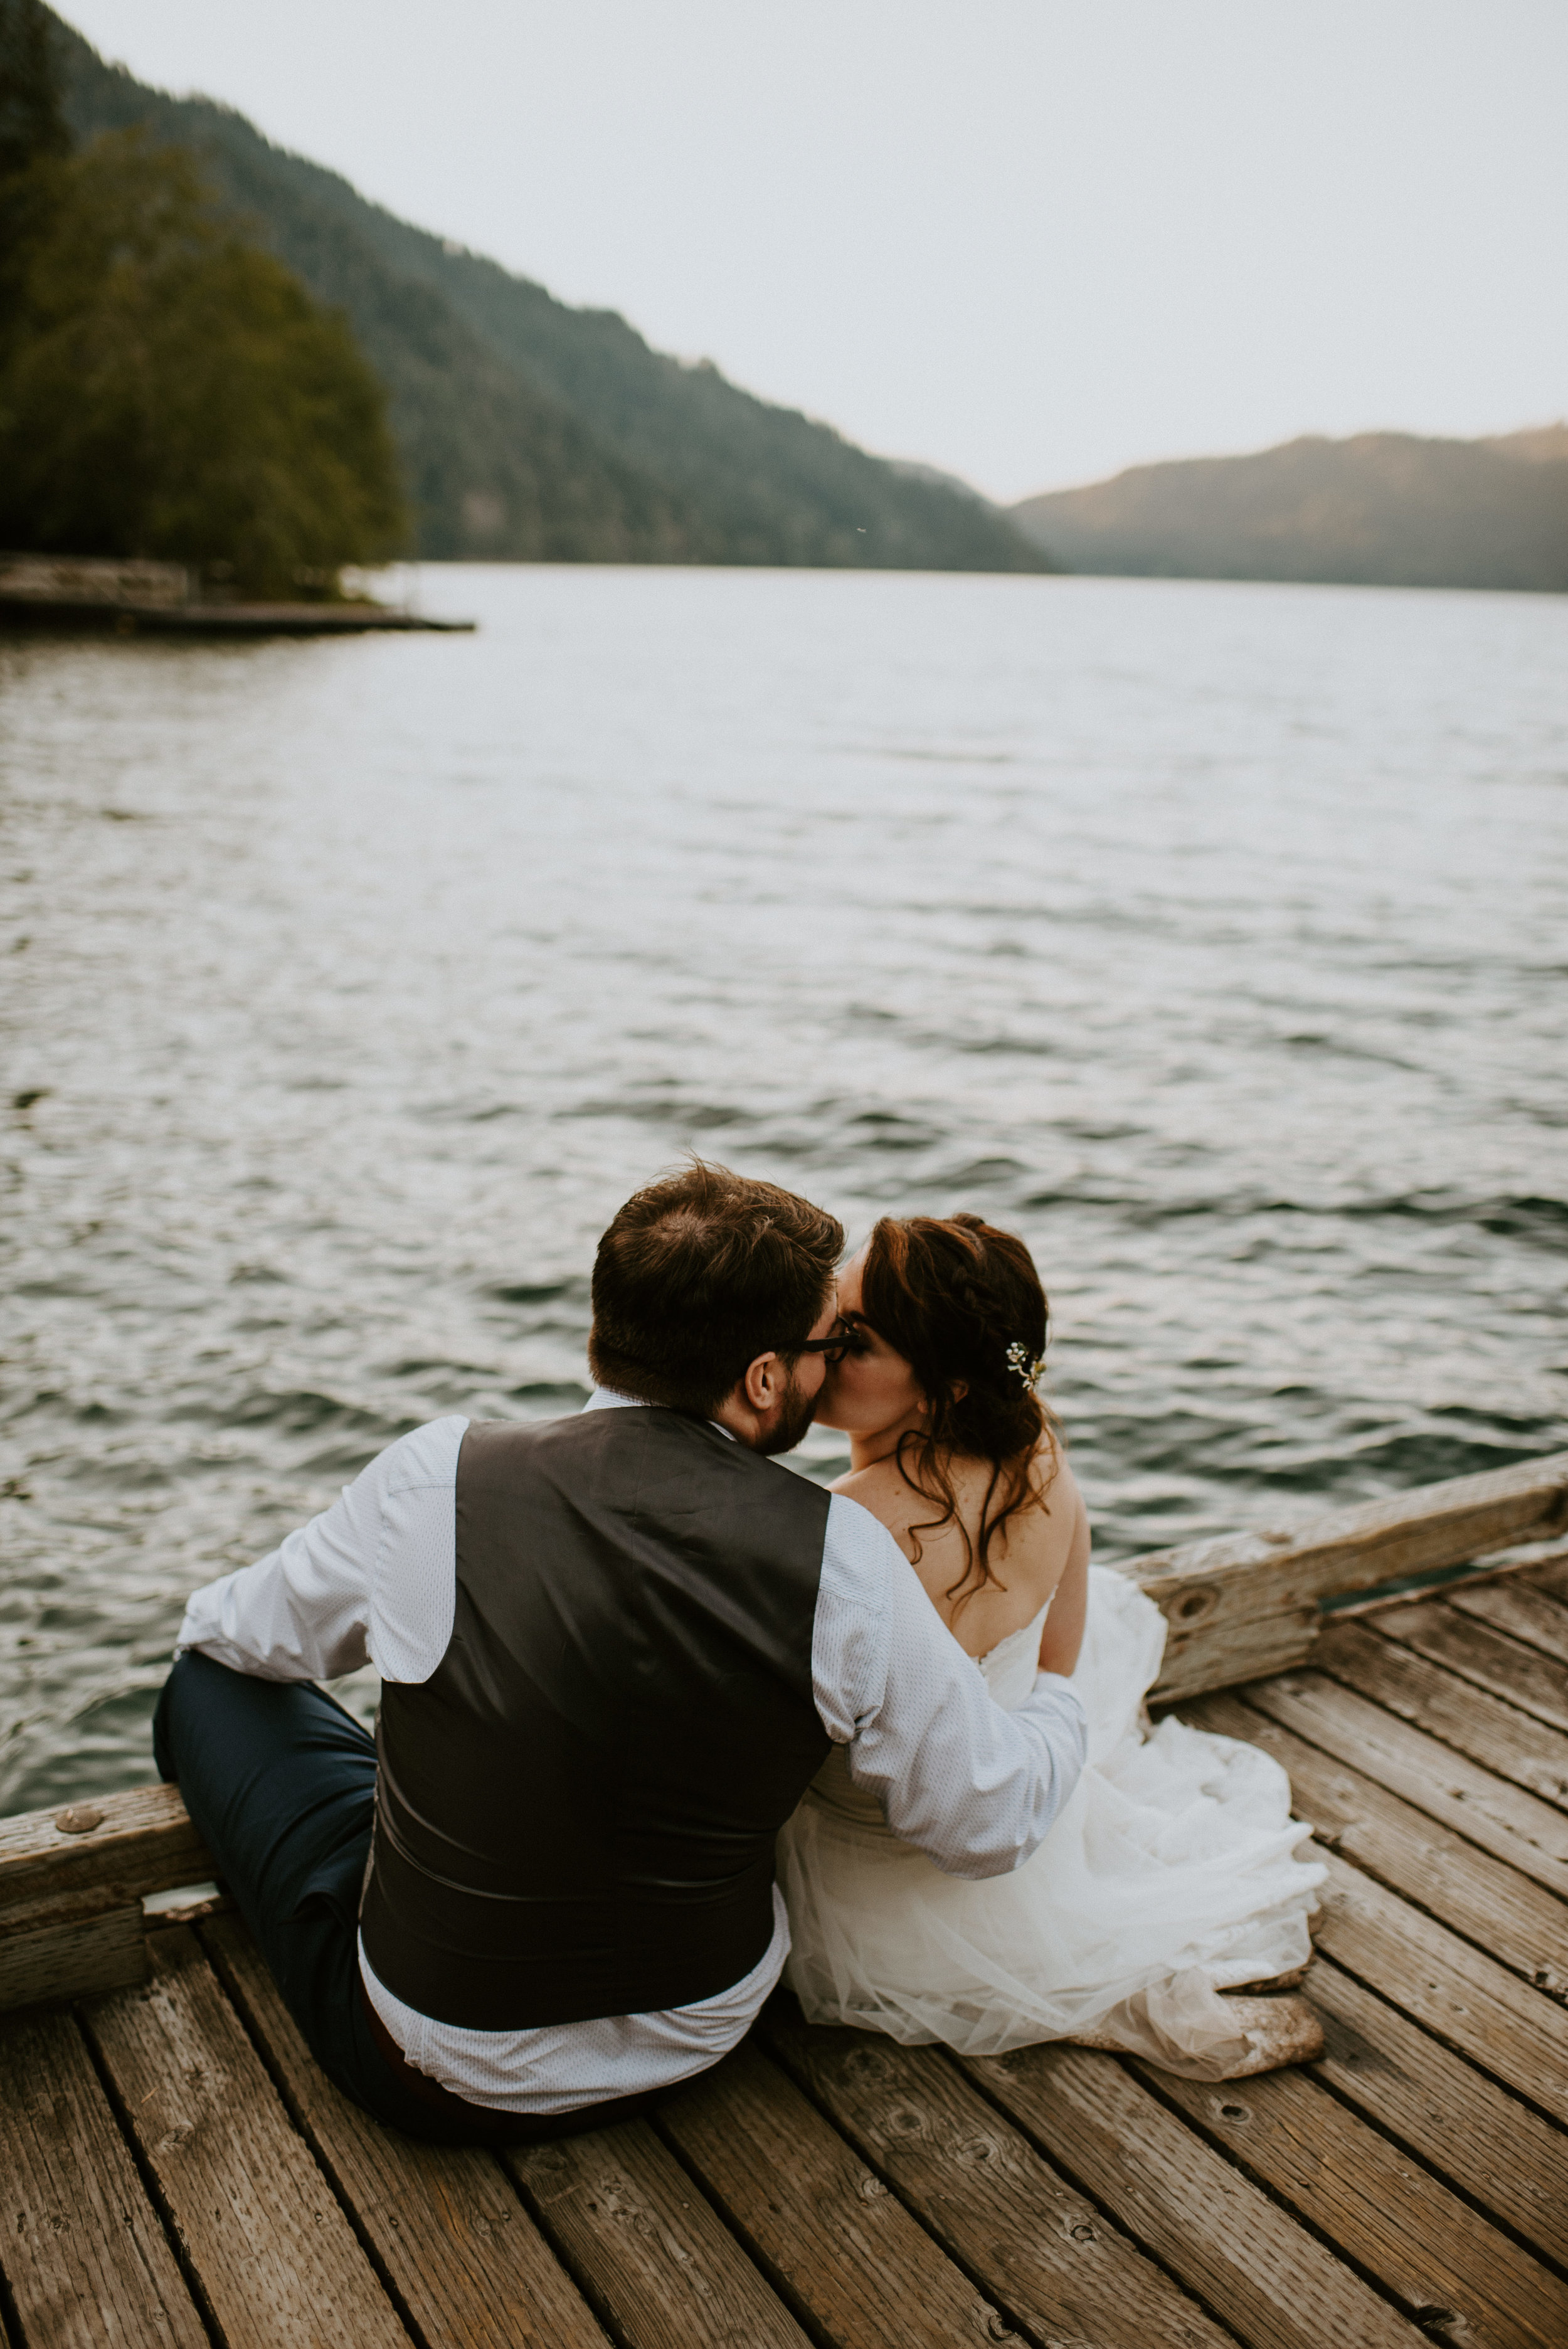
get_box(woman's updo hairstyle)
[859,1212,1058,1607]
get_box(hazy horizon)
[50,1,1568,504]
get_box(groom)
[157,1162,1087,2141]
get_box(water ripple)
[2,566,1565,1807]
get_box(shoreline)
[0,595,475,635]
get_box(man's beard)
[754,1368,818,1458]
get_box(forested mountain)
[1010,428,1568,593]
[50,10,1047,573]
[1,0,406,593]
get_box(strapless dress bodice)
[975,1597,1054,1709]
[803,1595,1052,1829]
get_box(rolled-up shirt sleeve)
[813,1492,1088,1879]
[174,1416,467,1683]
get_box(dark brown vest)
[359,1408,832,2028]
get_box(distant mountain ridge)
[50,10,1047,573]
[1010,428,1568,593]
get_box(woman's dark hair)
[589,1159,843,1416]
[859,1212,1058,1608]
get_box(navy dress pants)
[153,1650,661,2143]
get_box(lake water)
[3,565,1565,1812]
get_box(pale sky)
[54,1,1568,502]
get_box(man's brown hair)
[588,1160,843,1416]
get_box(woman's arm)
[1037,1470,1089,1678]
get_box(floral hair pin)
[1006,1340,1045,1391]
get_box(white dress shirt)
[177,1392,1087,2111]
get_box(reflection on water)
[2,566,1565,1808]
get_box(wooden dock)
[3,1454,1566,2349]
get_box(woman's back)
[834,1440,1086,1660]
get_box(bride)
[777,1212,1327,2078]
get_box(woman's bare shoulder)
[833,1439,1080,1518]
[1041,1440,1084,1515]
[829,1459,906,1512]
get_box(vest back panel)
[361,1408,832,2028]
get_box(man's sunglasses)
[794,1320,862,1367]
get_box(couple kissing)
[157,1159,1323,2143]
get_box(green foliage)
[51,9,1051,573]
[0,0,66,178]
[0,129,406,594]
[0,0,70,340]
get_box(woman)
[777,1212,1325,2078]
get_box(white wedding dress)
[777,1564,1325,2074]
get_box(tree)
[0,0,70,342]
[0,0,67,179]
[0,129,406,594]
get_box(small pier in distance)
[0,555,475,636]
[3,1454,1565,2349]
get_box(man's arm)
[176,1416,467,1683]
[814,1494,1088,1880]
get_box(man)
[158,1162,1087,2141]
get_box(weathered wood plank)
[0,2004,208,2349]
[1191,1691,1568,1997]
[1147,1601,1321,1703]
[0,1788,225,2010]
[507,2118,812,2349]
[1314,1617,1568,1807]
[1529,1553,1568,1606]
[80,1927,408,2349]
[1221,1665,1568,1898]
[657,2041,1007,2349]
[200,1910,608,2349]
[0,1784,211,1907]
[763,1999,1266,2349]
[1309,1958,1568,2274]
[1331,1540,1568,1620]
[1134,1450,1568,1701]
[961,2039,1426,2349]
[0,1893,147,2012]
[1148,2054,1568,2349]
[1448,1577,1568,1667]
[1309,1848,1568,2123]
[1371,1601,1568,1735]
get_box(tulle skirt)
[777,1567,1325,2069]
